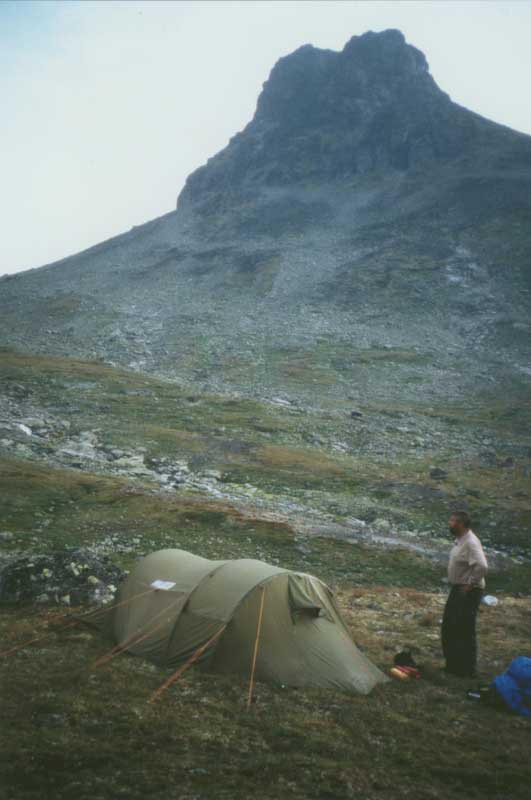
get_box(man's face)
[449,515,463,536]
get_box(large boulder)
[0,548,125,606]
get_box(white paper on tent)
[151,580,176,591]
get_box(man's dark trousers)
[442,585,482,677]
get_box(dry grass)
[257,444,348,478]
[0,349,148,383]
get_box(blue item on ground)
[492,657,531,717]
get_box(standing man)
[441,511,488,677]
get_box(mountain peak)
[253,28,438,131]
[341,28,429,74]
[177,30,530,217]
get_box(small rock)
[429,467,448,480]
[270,397,292,408]
[350,410,363,419]
[0,531,14,542]
[21,417,46,430]
[345,517,367,528]
[16,423,32,436]
[201,469,222,480]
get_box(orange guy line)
[148,624,227,704]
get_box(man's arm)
[462,539,488,590]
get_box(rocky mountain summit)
[179,29,531,212]
[1,29,530,411]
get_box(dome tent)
[107,548,387,695]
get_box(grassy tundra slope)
[1,577,530,800]
[1,350,530,559]
[1,352,530,800]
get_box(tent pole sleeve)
[247,584,266,711]
[148,623,227,704]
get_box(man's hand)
[460,584,474,594]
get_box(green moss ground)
[1,351,530,799]
[1,586,530,800]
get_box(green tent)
[107,548,387,694]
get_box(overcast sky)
[1,0,530,276]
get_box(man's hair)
[452,510,471,528]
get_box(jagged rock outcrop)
[178,29,531,216]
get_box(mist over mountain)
[1,29,530,407]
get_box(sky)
[1,0,531,276]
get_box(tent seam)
[166,566,289,666]
[163,560,229,663]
